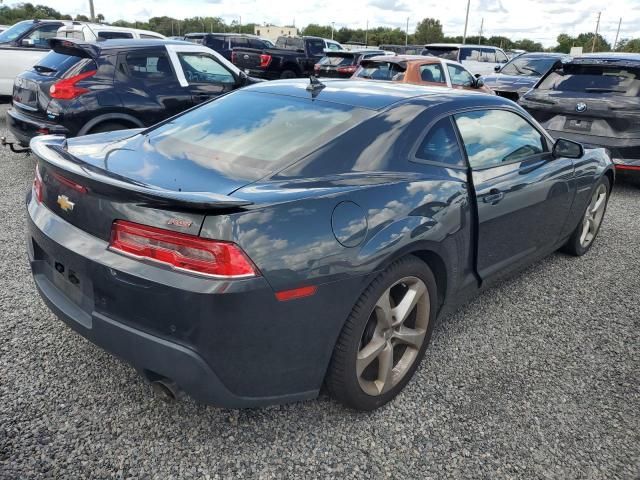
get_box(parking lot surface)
[0,103,638,479]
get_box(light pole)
[331,22,335,40]
[239,16,242,34]
[591,11,601,53]
[405,17,409,46]
[462,0,470,44]
[613,17,621,51]
[88,0,95,22]
[365,20,368,46]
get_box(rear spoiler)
[48,38,101,60]
[31,135,253,211]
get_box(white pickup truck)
[0,20,164,96]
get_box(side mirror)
[494,64,501,72]
[21,38,34,47]
[474,77,485,88]
[553,138,584,159]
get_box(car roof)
[572,52,640,62]
[425,43,505,50]
[243,78,510,111]
[362,55,436,63]
[516,52,568,58]
[86,38,191,50]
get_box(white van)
[422,44,509,76]
[57,23,165,41]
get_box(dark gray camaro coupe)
[27,79,614,410]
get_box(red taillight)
[109,220,258,278]
[231,51,237,63]
[314,64,321,72]
[33,164,43,203]
[259,54,272,68]
[275,286,317,302]
[337,65,358,75]
[50,170,87,194]
[49,70,96,100]
[616,164,640,171]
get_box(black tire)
[280,69,297,79]
[88,122,131,134]
[561,176,611,256]
[326,256,438,411]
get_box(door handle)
[483,189,504,204]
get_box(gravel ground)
[0,102,638,479]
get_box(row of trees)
[1,4,639,53]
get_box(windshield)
[538,65,640,97]
[0,20,33,43]
[422,47,458,61]
[501,56,559,77]
[145,90,371,181]
[355,62,405,81]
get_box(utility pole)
[239,16,242,33]
[365,20,368,46]
[613,17,622,50]
[462,0,470,44]
[479,17,484,44]
[331,22,335,40]
[88,0,95,22]
[591,11,601,53]
[405,17,409,46]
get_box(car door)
[173,50,239,105]
[116,48,193,125]
[453,108,575,281]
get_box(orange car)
[352,55,494,94]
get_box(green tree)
[413,18,443,44]
[616,38,640,53]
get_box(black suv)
[519,53,640,179]
[7,38,258,146]
[183,33,271,61]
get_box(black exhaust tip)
[150,379,179,403]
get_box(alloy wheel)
[580,184,607,248]
[356,276,430,396]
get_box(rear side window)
[140,34,162,39]
[480,48,497,63]
[355,62,405,81]
[423,47,458,61]
[205,37,225,49]
[230,37,249,48]
[419,63,446,83]
[33,52,94,78]
[415,117,464,167]
[98,31,134,39]
[145,91,371,181]
[455,110,546,169]
[307,39,326,56]
[125,52,173,80]
[538,65,640,97]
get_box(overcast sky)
[17,0,640,47]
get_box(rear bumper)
[239,68,287,80]
[26,195,326,408]
[546,129,640,165]
[7,107,70,146]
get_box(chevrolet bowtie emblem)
[57,195,75,212]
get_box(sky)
[15,0,640,47]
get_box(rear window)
[538,64,640,97]
[355,61,405,81]
[98,31,134,39]
[32,51,92,77]
[423,47,458,61]
[501,56,560,76]
[145,91,372,181]
[318,54,356,66]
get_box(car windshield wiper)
[520,66,542,76]
[584,87,626,93]
[33,65,57,74]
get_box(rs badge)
[57,195,75,212]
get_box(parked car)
[481,52,569,102]
[314,49,387,78]
[56,23,165,41]
[353,55,493,94]
[232,35,343,79]
[379,44,424,55]
[505,49,526,60]
[26,78,613,410]
[6,38,258,146]
[422,43,509,76]
[0,20,166,96]
[519,53,640,179]
[183,33,272,61]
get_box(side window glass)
[419,63,446,83]
[460,47,482,61]
[98,31,134,39]
[24,24,60,48]
[177,53,235,84]
[447,64,474,86]
[125,53,173,81]
[480,48,496,63]
[454,110,546,169]
[231,37,248,48]
[496,51,508,63]
[415,117,464,166]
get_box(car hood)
[482,74,538,91]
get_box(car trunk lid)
[31,133,253,242]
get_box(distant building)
[254,25,298,42]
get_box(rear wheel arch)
[604,168,614,193]
[79,114,145,136]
